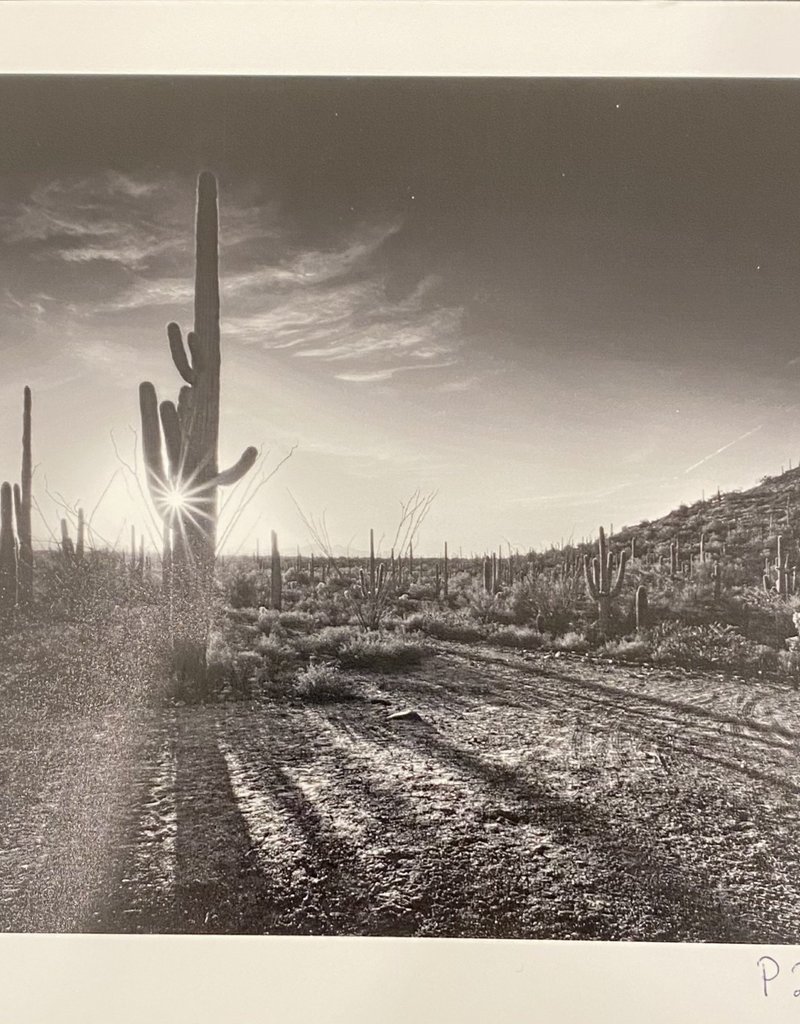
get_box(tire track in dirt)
[96,714,178,931]
[218,701,561,937]
[433,646,800,794]
[390,645,800,940]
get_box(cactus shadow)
[347,715,753,942]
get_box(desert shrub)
[466,584,507,624]
[294,662,358,701]
[735,588,800,648]
[205,631,236,680]
[337,632,429,672]
[228,607,261,625]
[649,622,778,675]
[35,550,161,621]
[403,581,428,600]
[602,636,652,662]
[292,625,360,661]
[405,611,485,643]
[442,570,478,607]
[504,582,537,625]
[254,634,301,685]
[225,568,260,609]
[256,607,281,634]
[552,630,590,654]
[518,570,587,636]
[203,633,263,699]
[276,610,317,633]
[303,587,354,626]
[395,593,422,617]
[489,625,544,650]
[778,640,800,688]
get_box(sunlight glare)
[165,485,188,512]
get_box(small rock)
[387,709,425,723]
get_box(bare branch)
[216,444,297,554]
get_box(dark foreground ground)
[2,641,800,941]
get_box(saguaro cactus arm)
[159,400,182,479]
[139,382,169,505]
[211,447,259,488]
[610,550,629,596]
[167,322,196,385]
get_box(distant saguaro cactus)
[634,585,648,630]
[669,539,679,577]
[13,387,33,605]
[270,530,282,611]
[60,518,75,562]
[712,560,722,601]
[764,535,790,598]
[583,526,628,633]
[0,482,17,618]
[354,529,390,629]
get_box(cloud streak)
[683,425,763,474]
[1,171,284,272]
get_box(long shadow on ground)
[408,651,800,796]
[344,709,770,942]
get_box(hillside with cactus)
[611,466,800,587]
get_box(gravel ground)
[72,642,800,942]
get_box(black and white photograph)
[1,7,799,1007]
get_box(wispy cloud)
[436,376,479,393]
[683,425,763,474]
[97,278,193,312]
[507,481,632,508]
[335,360,457,383]
[0,171,283,273]
[95,220,401,313]
[4,289,53,320]
[226,269,463,380]
[2,172,464,386]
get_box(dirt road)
[89,642,800,942]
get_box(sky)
[1,76,800,557]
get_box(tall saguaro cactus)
[13,387,33,605]
[140,173,257,586]
[139,173,257,680]
[583,526,628,633]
